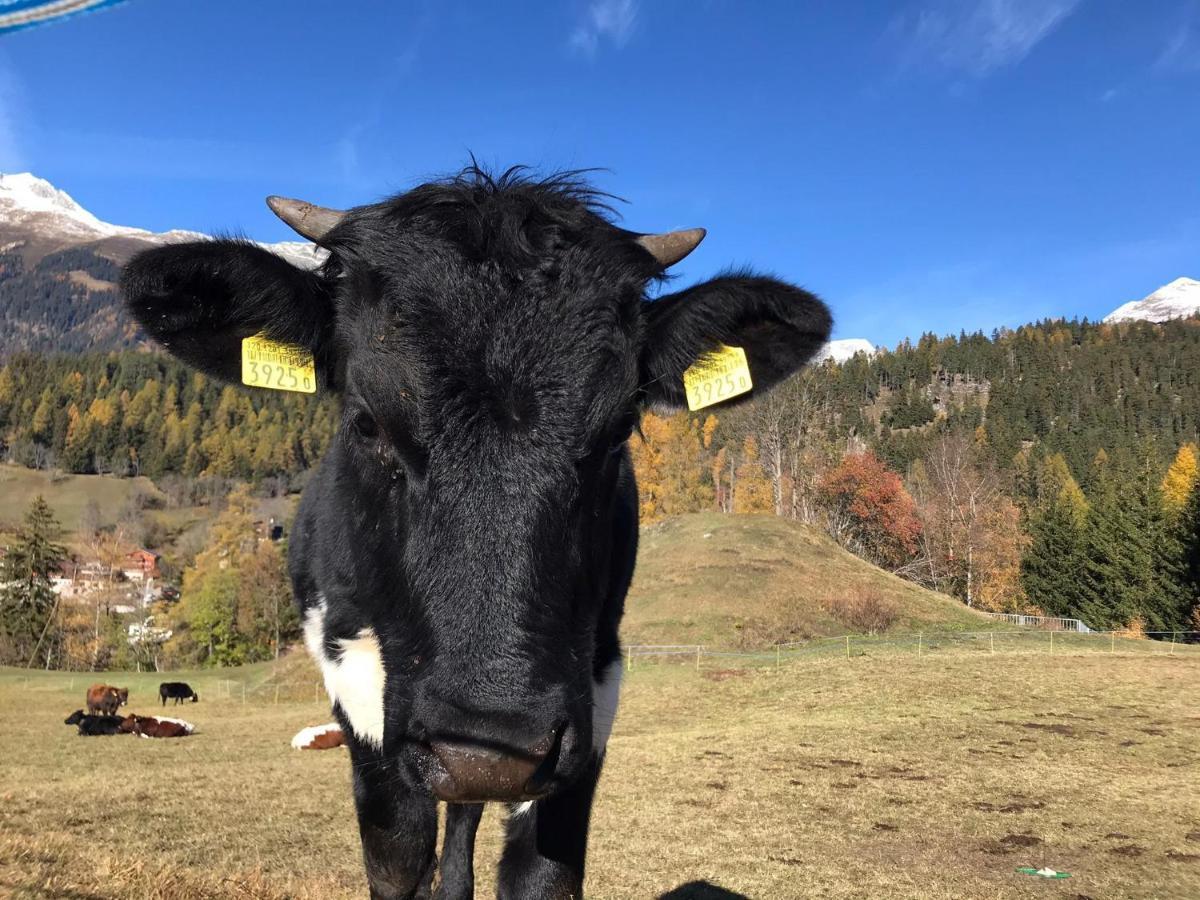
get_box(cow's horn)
[265,196,346,243]
[636,228,706,267]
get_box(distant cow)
[86,684,128,716]
[291,723,345,750]
[159,682,199,705]
[120,714,195,738]
[64,709,126,736]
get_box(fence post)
[1111,631,1115,654]
[625,646,632,673]
[775,644,781,669]
[990,632,995,654]
[1171,632,1176,654]
[845,635,850,659]
[695,646,701,672]
[1049,630,1054,654]
[918,632,923,659]
[241,683,246,704]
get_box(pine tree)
[1021,494,1087,618]
[1174,477,1200,632]
[0,496,67,666]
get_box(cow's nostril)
[523,725,565,796]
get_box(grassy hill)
[624,513,990,647]
[0,463,164,535]
[0,463,296,561]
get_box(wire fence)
[622,629,1200,671]
[8,631,1198,705]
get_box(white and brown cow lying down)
[292,723,346,750]
[120,714,196,738]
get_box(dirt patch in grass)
[1000,833,1043,847]
[1108,845,1148,857]
[975,800,1046,813]
[1022,722,1077,736]
[1166,851,1200,863]
[702,669,749,682]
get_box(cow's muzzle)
[422,726,565,802]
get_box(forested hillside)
[2,313,1199,635]
[0,248,142,355]
[0,352,338,482]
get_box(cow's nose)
[425,727,564,802]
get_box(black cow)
[64,709,126,736]
[121,166,831,899]
[159,681,199,705]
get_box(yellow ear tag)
[241,334,317,394]
[683,344,753,411]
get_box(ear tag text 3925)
[683,344,752,411]
[241,334,317,394]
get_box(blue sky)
[1,0,1197,347]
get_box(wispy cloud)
[1155,4,1200,73]
[570,0,637,57]
[891,0,1083,77]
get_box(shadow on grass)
[660,881,751,900]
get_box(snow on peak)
[815,338,876,363]
[0,172,142,239]
[1103,277,1200,324]
[0,171,326,268]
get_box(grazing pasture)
[1,652,1198,899]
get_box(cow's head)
[64,710,84,725]
[122,167,830,802]
[115,688,129,706]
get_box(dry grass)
[2,651,1198,899]
[626,514,989,647]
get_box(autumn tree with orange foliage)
[629,412,713,522]
[817,451,922,570]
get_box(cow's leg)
[496,760,601,900]
[349,741,439,900]
[434,802,483,900]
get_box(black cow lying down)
[64,709,126,736]
[122,165,832,899]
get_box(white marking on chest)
[592,659,623,755]
[303,598,386,749]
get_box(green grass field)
[2,648,1198,899]
[0,464,166,536]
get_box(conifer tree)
[0,496,67,666]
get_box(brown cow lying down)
[119,714,195,738]
[291,723,345,750]
[87,684,129,715]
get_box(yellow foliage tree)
[630,412,713,522]
[1161,443,1198,517]
[733,435,773,514]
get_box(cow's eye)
[351,411,379,440]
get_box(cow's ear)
[121,240,336,387]
[639,273,832,410]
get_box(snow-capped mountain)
[0,172,325,270]
[1103,277,1200,324]
[815,337,876,363]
